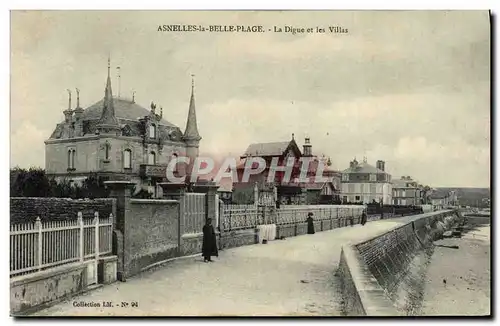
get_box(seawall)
[337,210,462,316]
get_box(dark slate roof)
[392,178,418,188]
[342,162,387,174]
[81,97,178,128]
[49,97,185,140]
[50,123,64,139]
[183,88,201,140]
[243,141,292,157]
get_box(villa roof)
[342,162,387,174]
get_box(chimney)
[73,88,84,137]
[303,137,312,157]
[376,160,385,171]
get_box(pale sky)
[10,10,490,187]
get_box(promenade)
[32,218,407,317]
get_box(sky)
[10,10,490,188]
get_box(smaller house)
[429,189,458,210]
[392,176,422,205]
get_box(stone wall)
[10,197,116,223]
[181,233,212,256]
[11,262,89,315]
[122,199,180,278]
[337,210,459,316]
[220,229,258,249]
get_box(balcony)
[139,164,168,178]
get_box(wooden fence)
[10,212,113,278]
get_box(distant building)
[233,136,340,205]
[44,58,201,197]
[429,189,458,209]
[392,176,423,205]
[340,158,392,204]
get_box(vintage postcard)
[10,10,491,317]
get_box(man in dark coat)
[361,209,367,226]
[306,212,315,234]
[202,218,218,262]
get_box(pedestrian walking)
[306,212,315,234]
[361,209,367,226]
[202,218,218,263]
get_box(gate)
[183,193,207,234]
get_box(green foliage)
[10,167,53,197]
[10,167,110,199]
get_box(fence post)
[36,217,42,271]
[109,213,114,254]
[94,211,100,283]
[78,212,84,262]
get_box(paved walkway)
[33,219,407,316]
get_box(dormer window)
[369,174,376,182]
[149,124,156,139]
[342,174,349,182]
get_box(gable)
[284,139,302,157]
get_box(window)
[360,183,364,194]
[342,174,349,182]
[67,149,76,170]
[123,149,132,169]
[149,124,156,138]
[355,195,361,201]
[148,151,156,165]
[172,153,178,173]
[369,174,376,182]
[104,142,111,161]
[370,184,376,194]
[343,196,348,203]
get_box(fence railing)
[10,212,113,278]
[220,204,366,231]
[276,205,365,225]
[220,204,260,231]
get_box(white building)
[340,158,392,204]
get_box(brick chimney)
[376,160,385,171]
[303,137,312,157]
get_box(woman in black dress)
[361,209,367,226]
[306,212,315,235]
[202,218,218,262]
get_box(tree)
[10,168,111,199]
[10,167,53,197]
[81,172,109,199]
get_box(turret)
[96,56,121,136]
[182,75,202,174]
